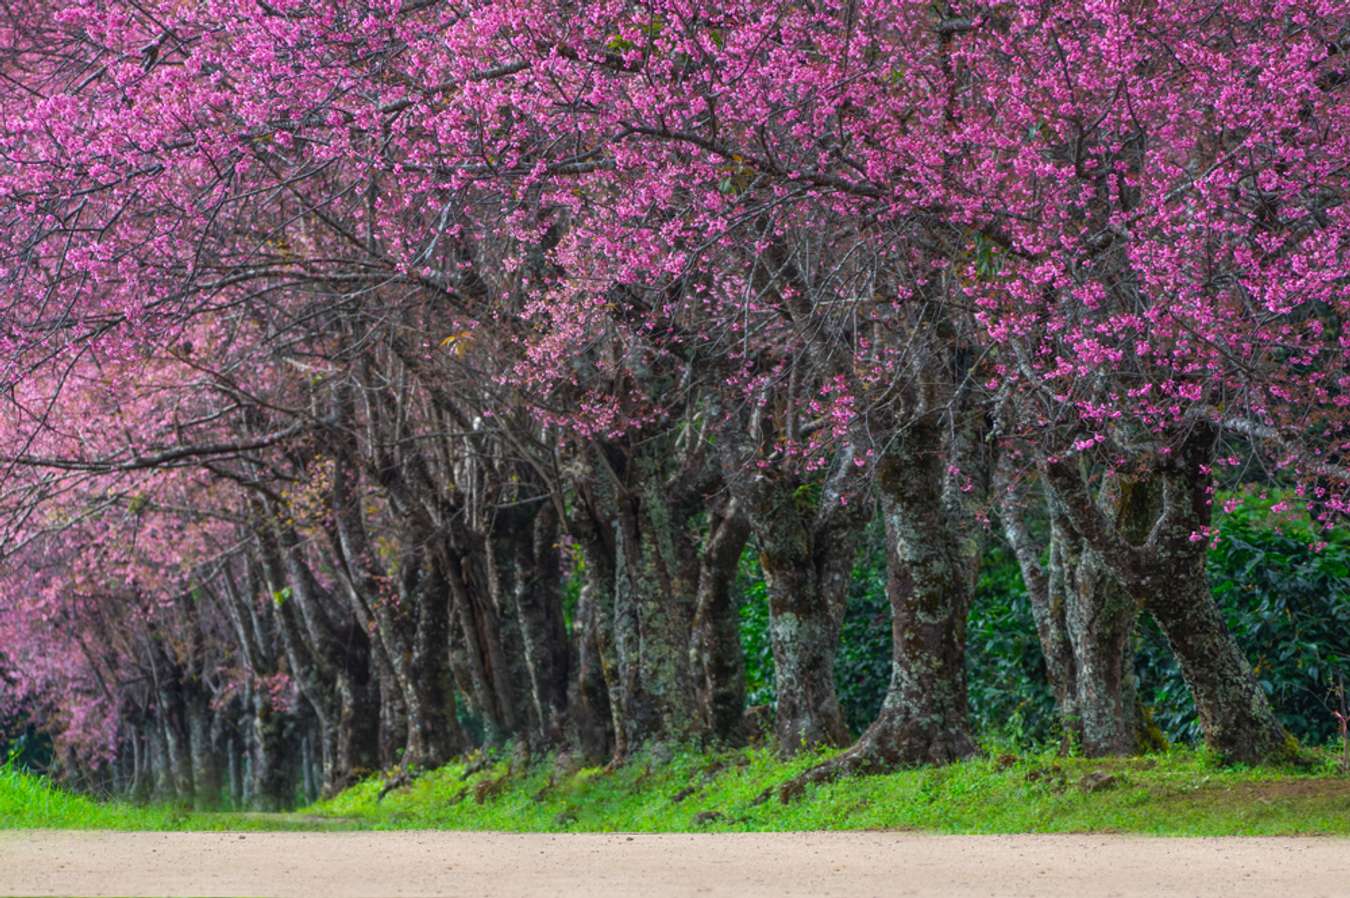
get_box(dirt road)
[2,830,1348,897]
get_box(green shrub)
[965,546,1059,749]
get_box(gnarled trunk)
[1142,546,1288,763]
[612,483,701,747]
[723,458,864,753]
[690,499,751,744]
[998,471,1079,745]
[1044,429,1291,763]
[1061,536,1140,756]
[850,441,978,768]
[1000,465,1144,756]
[756,512,854,751]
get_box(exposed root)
[459,750,494,781]
[474,769,512,804]
[761,720,979,805]
[755,743,887,805]
[377,765,424,802]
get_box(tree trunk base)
[763,712,979,804]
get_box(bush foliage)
[738,501,1350,748]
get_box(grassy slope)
[5,747,1350,835]
[0,760,331,831]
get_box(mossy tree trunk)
[997,466,1080,747]
[719,406,867,754]
[847,424,979,769]
[1060,538,1140,756]
[503,500,572,749]
[757,519,855,752]
[1043,428,1291,764]
[738,472,863,753]
[690,497,752,744]
[999,462,1145,756]
[612,478,703,748]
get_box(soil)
[3,831,1348,897]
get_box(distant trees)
[0,0,1344,806]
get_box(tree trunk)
[148,726,171,801]
[690,500,751,744]
[185,684,220,807]
[487,523,548,746]
[407,559,465,765]
[571,509,628,761]
[770,424,979,801]
[999,464,1144,755]
[157,674,195,802]
[568,561,616,762]
[372,644,407,770]
[509,503,571,749]
[1143,551,1289,763]
[333,660,381,787]
[1137,454,1289,763]
[756,515,853,752]
[1043,430,1292,764]
[1061,537,1140,756]
[226,735,242,810]
[847,445,979,768]
[250,687,293,810]
[445,537,520,745]
[998,472,1080,747]
[612,485,701,747]
[719,419,866,754]
[130,725,150,803]
[331,455,459,771]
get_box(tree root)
[758,719,980,805]
[754,743,888,805]
[377,765,424,801]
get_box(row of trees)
[0,0,1345,807]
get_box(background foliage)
[737,502,1350,749]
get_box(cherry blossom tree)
[1,0,1346,807]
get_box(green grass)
[5,746,1350,835]
[0,760,346,831]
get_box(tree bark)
[1060,534,1140,756]
[773,411,983,800]
[997,469,1080,746]
[1043,430,1291,763]
[846,437,980,768]
[444,536,517,744]
[999,463,1145,756]
[567,557,616,762]
[690,499,752,744]
[486,521,548,746]
[569,497,628,761]
[612,483,701,747]
[755,505,854,752]
[407,558,465,765]
[721,453,863,753]
[1143,545,1289,763]
[185,682,221,807]
[508,502,571,748]
[249,687,291,810]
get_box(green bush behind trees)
[738,501,1350,749]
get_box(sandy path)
[2,830,1348,897]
